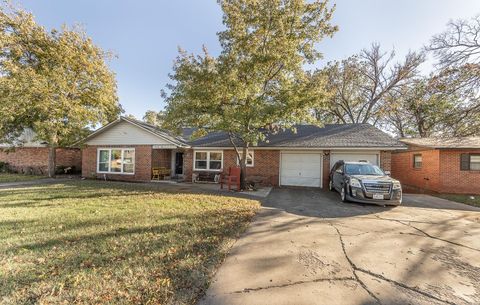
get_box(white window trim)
[193,150,223,171]
[97,148,135,175]
[236,150,254,167]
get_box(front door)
[175,152,184,175]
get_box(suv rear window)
[345,164,384,175]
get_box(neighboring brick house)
[80,116,404,188]
[0,129,81,175]
[391,137,480,194]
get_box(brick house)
[391,138,480,194]
[80,116,404,188]
[0,129,81,175]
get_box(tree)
[426,15,480,136]
[315,44,424,125]
[163,0,337,189]
[143,110,165,127]
[380,77,456,137]
[0,4,121,176]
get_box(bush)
[0,162,8,173]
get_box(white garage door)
[280,153,322,187]
[330,152,379,169]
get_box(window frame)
[470,153,480,171]
[236,150,254,167]
[413,154,423,169]
[193,150,223,171]
[97,148,135,175]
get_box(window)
[471,155,480,170]
[97,148,135,174]
[460,153,480,171]
[194,151,223,171]
[413,154,422,168]
[236,151,254,167]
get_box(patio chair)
[220,167,241,191]
[152,168,160,180]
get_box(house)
[391,137,480,194]
[0,129,82,175]
[80,116,404,188]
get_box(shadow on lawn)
[2,206,254,304]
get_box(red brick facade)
[152,149,171,169]
[81,145,153,182]
[81,145,395,189]
[0,147,81,175]
[391,148,480,194]
[183,149,280,186]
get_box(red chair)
[220,167,241,191]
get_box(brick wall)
[0,147,81,175]
[380,151,392,172]
[81,145,152,182]
[391,149,441,193]
[152,149,171,169]
[322,151,331,189]
[439,149,480,194]
[184,149,280,186]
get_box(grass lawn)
[435,194,480,207]
[0,173,45,183]
[0,180,260,304]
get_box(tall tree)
[0,4,121,176]
[315,44,424,125]
[426,15,480,136]
[163,0,337,189]
[143,110,165,127]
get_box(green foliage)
[143,110,166,127]
[0,4,121,147]
[163,0,337,186]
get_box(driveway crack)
[331,223,463,305]
[231,276,356,294]
[355,267,462,305]
[375,215,480,252]
[330,223,382,304]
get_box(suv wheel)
[329,180,334,191]
[340,186,348,202]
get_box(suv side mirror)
[384,171,391,176]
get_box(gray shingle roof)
[189,124,405,148]
[400,137,480,149]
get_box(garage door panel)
[330,153,379,169]
[280,152,322,188]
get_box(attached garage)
[330,151,380,169]
[280,152,323,187]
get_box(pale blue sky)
[18,0,480,118]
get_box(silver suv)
[329,161,402,206]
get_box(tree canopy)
[163,0,337,187]
[0,4,121,176]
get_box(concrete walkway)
[199,188,480,305]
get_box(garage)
[280,152,322,187]
[330,151,379,169]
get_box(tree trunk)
[47,144,56,178]
[239,145,248,190]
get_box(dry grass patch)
[0,173,45,183]
[0,180,260,304]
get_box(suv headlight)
[349,178,362,188]
[392,181,401,189]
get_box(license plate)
[373,194,384,200]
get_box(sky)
[17,0,480,119]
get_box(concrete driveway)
[199,188,480,305]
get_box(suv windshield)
[345,163,384,176]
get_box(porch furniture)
[193,171,218,183]
[220,167,241,191]
[152,167,171,180]
[152,168,160,180]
